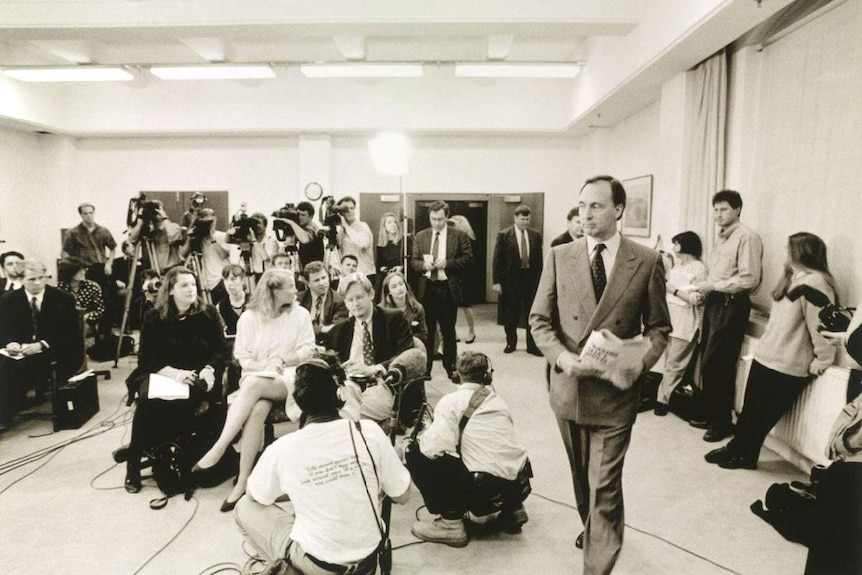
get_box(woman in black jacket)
[123,266,227,493]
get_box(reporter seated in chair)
[0,260,83,432]
[325,272,414,422]
[234,358,411,575]
[194,268,316,512]
[56,257,107,340]
[380,270,428,346]
[123,266,227,493]
[406,351,530,548]
[297,260,348,345]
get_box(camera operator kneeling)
[235,358,411,575]
[405,351,531,547]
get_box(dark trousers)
[556,417,633,575]
[422,281,457,375]
[502,271,538,349]
[700,292,751,430]
[0,353,54,425]
[728,361,809,460]
[128,382,204,465]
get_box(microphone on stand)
[382,348,427,390]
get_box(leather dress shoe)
[448,372,461,384]
[718,454,757,470]
[654,403,669,416]
[704,446,733,464]
[526,347,543,357]
[504,345,516,354]
[688,419,709,429]
[575,531,584,549]
[112,446,130,464]
[125,463,142,494]
[703,426,733,442]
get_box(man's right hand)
[557,351,603,379]
[492,283,502,294]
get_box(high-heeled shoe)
[125,462,142,494]
[220,494,242,513]
[465,334,476,344]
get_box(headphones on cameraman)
[296,357,345,409]
[481,353,494,386]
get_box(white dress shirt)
[424,226,449,281]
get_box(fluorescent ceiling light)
[149,65,275,80]
[2,66,133,82]
[301,63,423,78]
[455,63,581,78]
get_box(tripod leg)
[115,246,141,367]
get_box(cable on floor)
[130,495,199,575]
[532,490,742,575]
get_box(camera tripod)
[185,249,212,304]
[322,237,341,283]
[114,237,160,366]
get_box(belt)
[306,550,377,574]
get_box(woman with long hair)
[654,231,708,415]
[123,266,227,493]
[705,232,838,470]
[380,270,428,344]
[448,215,477,343]
[193,268,316,510]
[375,212,408,299]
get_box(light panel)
[369,132,410,177]
[301,63,423,78]
[149,65,275,80]
[2,67,134,82]
[455,63,581,78]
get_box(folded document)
[147,373,190,400]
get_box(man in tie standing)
[412,201,473,380]
[530,176,670,575]
[297,261,348,345]
[493,205,543,355]
[0,260,82,432]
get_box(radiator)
[734,336,850,468]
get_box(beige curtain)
[680,49,728,248]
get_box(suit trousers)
[422,281,457,375]
[0,353,53,425]
[727,360,809,460]
[700,292,751,430]
[556,416,633,575]
[502,270,538,349]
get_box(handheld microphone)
[383,348,427,390]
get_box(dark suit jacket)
[326,306,413,369]
[297,288,348,327]
[529,236,671,426]
[0,286,84,380]
[551,231,576,247]
[0,278,21,293]
[492,225,543,289]
[411,226,473,304]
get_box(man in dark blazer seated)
[412,200,473,379]
[326,272,414,422]
[297,260,348,345]
[0,260,83,431]
[493,204,543,355]
[551,207,584,247]
[0,251,25,293]
[530,176,670,575]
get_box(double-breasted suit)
[411,226,473,376]
[530,235,670,575]
[493,225,543,350]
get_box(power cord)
[130,495,199,575]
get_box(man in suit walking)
[297,261,348,345]
[530,176,670,575]
[326,273,414,421]
[551,207,583,247]
[412,201,473,379]
[493,205,543,355]
[0,260,83,431]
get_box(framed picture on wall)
[621,175,653,237]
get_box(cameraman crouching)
[235,358,411,575]
[406,351,531,547]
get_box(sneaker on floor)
[411,516,468,547]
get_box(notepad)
[147,373,190,400]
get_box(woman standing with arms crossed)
[193,268,316,510]
[705,232,837,469]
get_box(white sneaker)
[411,516,468,547]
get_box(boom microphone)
[383,348,427,389]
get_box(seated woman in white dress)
[193,268,315,511]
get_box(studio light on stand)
[369,132,411,275]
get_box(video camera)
[190,192,207,208]
[185,208,216,253]
[126,193,164,236]
[271,203,301,242]
[319,196,349,245]
[228,204,257,246]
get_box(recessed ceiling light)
[455,63,581,79]
[300,64,423,78]
[149,65,275,80]
[2,66,134,82]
